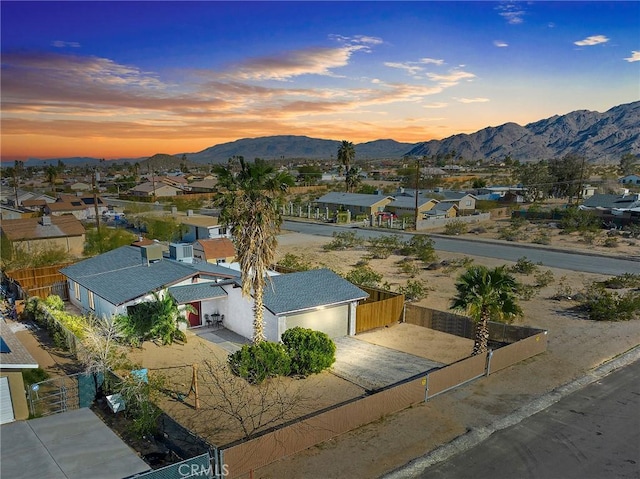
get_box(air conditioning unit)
[40,216,52,226]
[141,244,164,265]
[169,243,193,263]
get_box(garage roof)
[263,268,368,315]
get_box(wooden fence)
[4,263,73,300]
[356,286,404,333]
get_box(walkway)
[192,326,250,354]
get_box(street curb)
[380,345,640,479]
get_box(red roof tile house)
[193,238,236,264]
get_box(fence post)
[485,349,493,376]
[424,374,430,402]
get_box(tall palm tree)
[451,265,523,356]
[337,140,355,192]
[214,157,294,343]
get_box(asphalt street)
[415,359,640,479]
[283,220,640,276]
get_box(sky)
[1,1,639,162]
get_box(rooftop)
[1,216,85,241]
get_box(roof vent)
[40,216,52,226]
[141,244,164,266]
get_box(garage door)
[285,304,349,339]
[0,376,15,424]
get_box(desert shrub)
[443,220,467,236]
[561,207,600,233]
[582,284,640,321]
[534,269,555,288]
[396,258,420,277]
[228,342,291,384]
[344,265,383,288]
[366,235,403,259]
[510,216,527,229]
[580,231,597,245]
[277,253,311,271]
[516,284,538,301]
[551,275,573,300]
[281,327,336,376]
[399,235,437,263]
[603,236,619,248]
[117,373,165,438]
[532,230,551,245]
[440,257,475,274]
[510,257,540,275]
[498,226,523,242]
[397,279,430,301]
[600,273,640,289]
[323,231,364,251]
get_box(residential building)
[188,179,218,193]
[315,192,394,217]
[193,238,236,264]
[619,174,640,186]
[128,182,182,197]
[1,215,86,256]
[179,215,229,242]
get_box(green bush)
[282,327,336,376]
[583,284,640,321]
[366,235,403,259]
[44,295,65,311]
[22,368,49,387]
[397,279,430,301]
[399,235,437,263]
[510,257,540,275]
[443,220,467,236]
[323,231,364,251]
[344,265,383,288]
[228,342,291,384]
[532,230,551,245]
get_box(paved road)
[414,359,640,479]
[283,221,640,275]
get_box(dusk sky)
[1,1,638,161]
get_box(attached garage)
[0,376,15,424]
[285,304,349,339]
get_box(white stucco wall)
[221,284,279,342]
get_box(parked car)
[375,211,397,220]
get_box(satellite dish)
[31,384,40,392]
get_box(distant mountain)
[13,101,638,167]
[184,136,417,164]
[407,101,640,162]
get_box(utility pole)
[92,167,100,229]
[414,158,420,230]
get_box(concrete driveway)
[332,336,443,391]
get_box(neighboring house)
[188,179,218,193]
[0,325,39,424]
[424,202,458,219]
[0,190,55,208]
[128,182,182,197]
[60,245,368,341]
[180,215,229,242]
[193,238,236,264]
[395,188,477,212]
[44,195,107,220]
[386,196,438,218]
[315,192,394,217]
[619,174,640,185]
[69,182,92,192]
[580,184,597,199]
[581,193,640,210]
[0,205,31,220]
[1,216,86,256]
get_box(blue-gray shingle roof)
[316,192,393,208]
[168,283,227,303]
[60,246,197,305]
[263,268,368,315]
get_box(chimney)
[40,216,52,226]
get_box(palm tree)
[451,265,523,356]
[337,140,355,192]
[214,157,295,343]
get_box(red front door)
[187,302,201,327]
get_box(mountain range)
[16,101,639,167]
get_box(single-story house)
[60,245,368,342]
[44,195,107,220]
[395,188,477,212]
[581,193,640,211]
[619,174,640,186]
[0,325,38,424]
[180,215,229,242]
[424,202,458,219]
[386,196,438,218]
[69,182,92,192]
[1,215,86,256]
[193,238,236,264]
[188,179,218,193]
[0,205,32,220]
[128,182,182,197]
[315,192,394,217]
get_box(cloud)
[624,51,640,62]
[427,70,476,85]
[424,102,448,109]
[419,58,444,65]
[574,35,609,47]
[496,2,526,25]
[455,97,490,104]
[51,40,81,48]
[384,61,424,77]
[494,40,509,48]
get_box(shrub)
[399,235,437,263]
[600,273,640,289]
[277,253,311,271]
[323,231,364,251]
[344,265,383,288]
[44,295,65,311]
[603,237,619,248]
[532,230,551,245]
[366,235,403,259]
[534,269,555,288]
[22,368,49,387]
[516,284,538,301]
[498,227,523,242]
[397,279,430,301]
[561,207,600,233]
[583,284,640,321]
[396,258,420,277]
[281,327,336,376]
[510,257,540,275]
[443,220,467,236]
[551,275,573,300]
[228,342,291,384]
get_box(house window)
[465,200,471,206]
[88,291,95,310]
[74,282,80,300]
